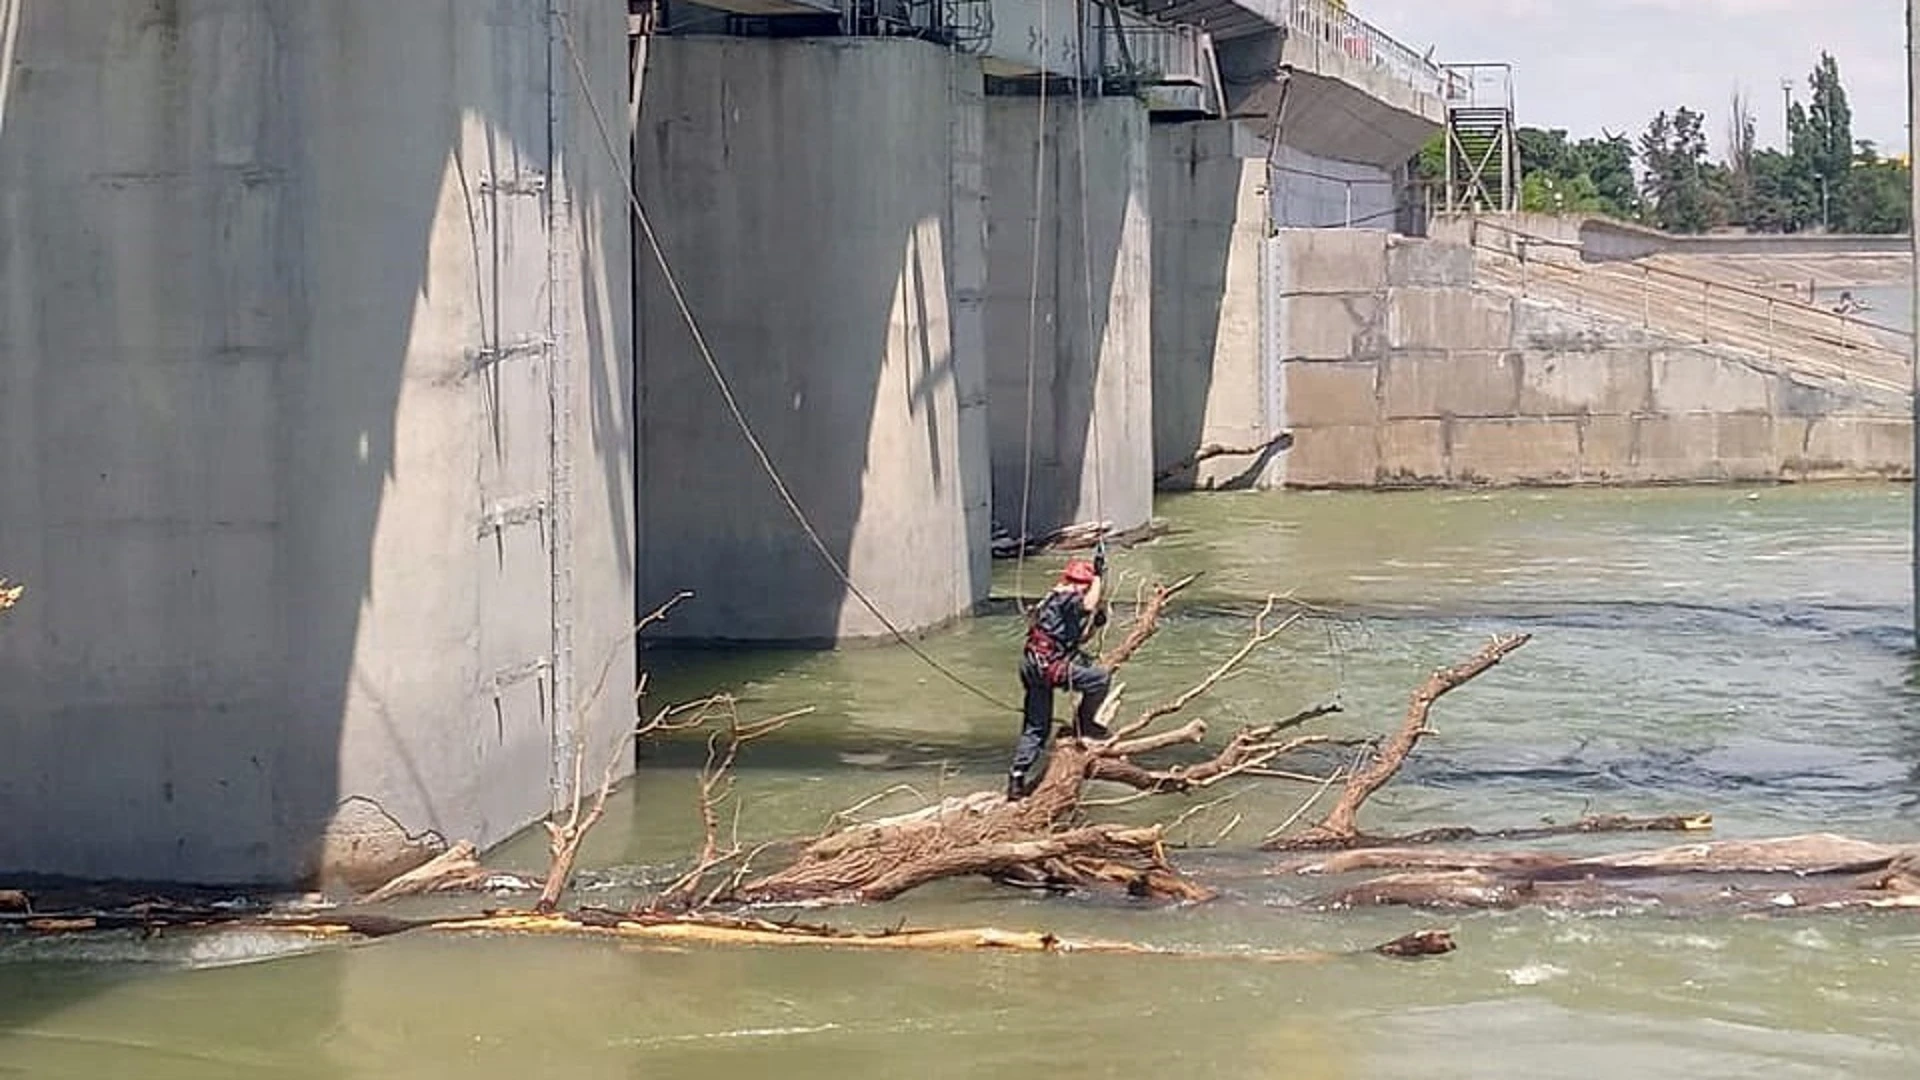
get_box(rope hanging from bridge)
[1012,0,1052,612]
[1070,0,1105,533]
[1016,0,1110,611]
[556,14,1017,713]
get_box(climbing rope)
[1070,0,1105,530]
[1012,0,1050,614]
[556,14,1016,713]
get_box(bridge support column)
[982,93,1154,539]
[634,37,991,643]
[0,1,635,885]
[1149,120,1277,489]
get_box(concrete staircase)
[1468,228,1913,397]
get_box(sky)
[1357,0,1909,156]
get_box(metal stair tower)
[1442,63,1517,214]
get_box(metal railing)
[1441,62,1514,112]
[1468,217,1912,393]
[1111,21,1206,85]
[1280,0,1446,99]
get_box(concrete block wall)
[0,1,636,885]
[983,95,1154,537]
[1274,231,1912,487]
[634,37,988,644]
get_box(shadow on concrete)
[633,36,978,645]
[983,93,1150,539]
[1149,122,1245,487]
[0,0,632,1045]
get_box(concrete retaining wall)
[1274,231,1911,487]
[634,37,988,643]
[1441,213,1915,262]
[983,95,1154,538]
[1581,217,1914,261]
[0,1,635,885]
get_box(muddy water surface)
[4,485,1918,1078]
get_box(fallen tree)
[988,519,1171,560]
[1153,432,1294,489]
[17,570,1920,958]
[699,588,1336,907]
[320,582,1920,921]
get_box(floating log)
[1153,432,1294,488]
[1304,834,1920,914]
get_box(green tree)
[1747,148,1809,232]
[1835,141,1912,233]
[1413,132,1444,186]
[1787,52,1852,228]
[1521,171,1606,214]
[1511,127,1637,218]
[1517,127,1574,181]
[1639,107,1722,232]
[1568,133,1637,218]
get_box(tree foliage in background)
[1414,50,1910,235]
[1638,108,1721,233]
[1515,128,1636,217]
[1790,52,1855,202]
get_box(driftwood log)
[1153,432,1294,488]
[1293,835,1920,914]
[988,519,1171,560]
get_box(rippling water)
[4,485,1918,1078]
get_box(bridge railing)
[1280,0,1446,100]
[1110,21,1199,80]
[1441,62,1514,112]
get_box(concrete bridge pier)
[633,36,992,644]
[982,92,1154,539]
[0,0,636,886]
[1149,120,1273,490]
[1148,9,1448,491]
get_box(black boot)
[1006,771,1028,801]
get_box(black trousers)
[1010,652,1112,785]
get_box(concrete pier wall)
[1149,120,1272,489]
[1272,231,1912,487]
[634,37,989,643]
[0,1,635,885]
[982,95,1154,538]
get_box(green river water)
[5,485,1920,1078]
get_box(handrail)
[1440,62,1514,112]
[1471,216,1914,342]
[1280,0,1446,99]
[1486,251,1910,396]
[1467,224,1912,396]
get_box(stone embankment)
[1269,230,1911,488]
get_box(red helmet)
[1060,559,1097,586]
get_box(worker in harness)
[1007,544,1112,800]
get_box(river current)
[4,485,1918,1078]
